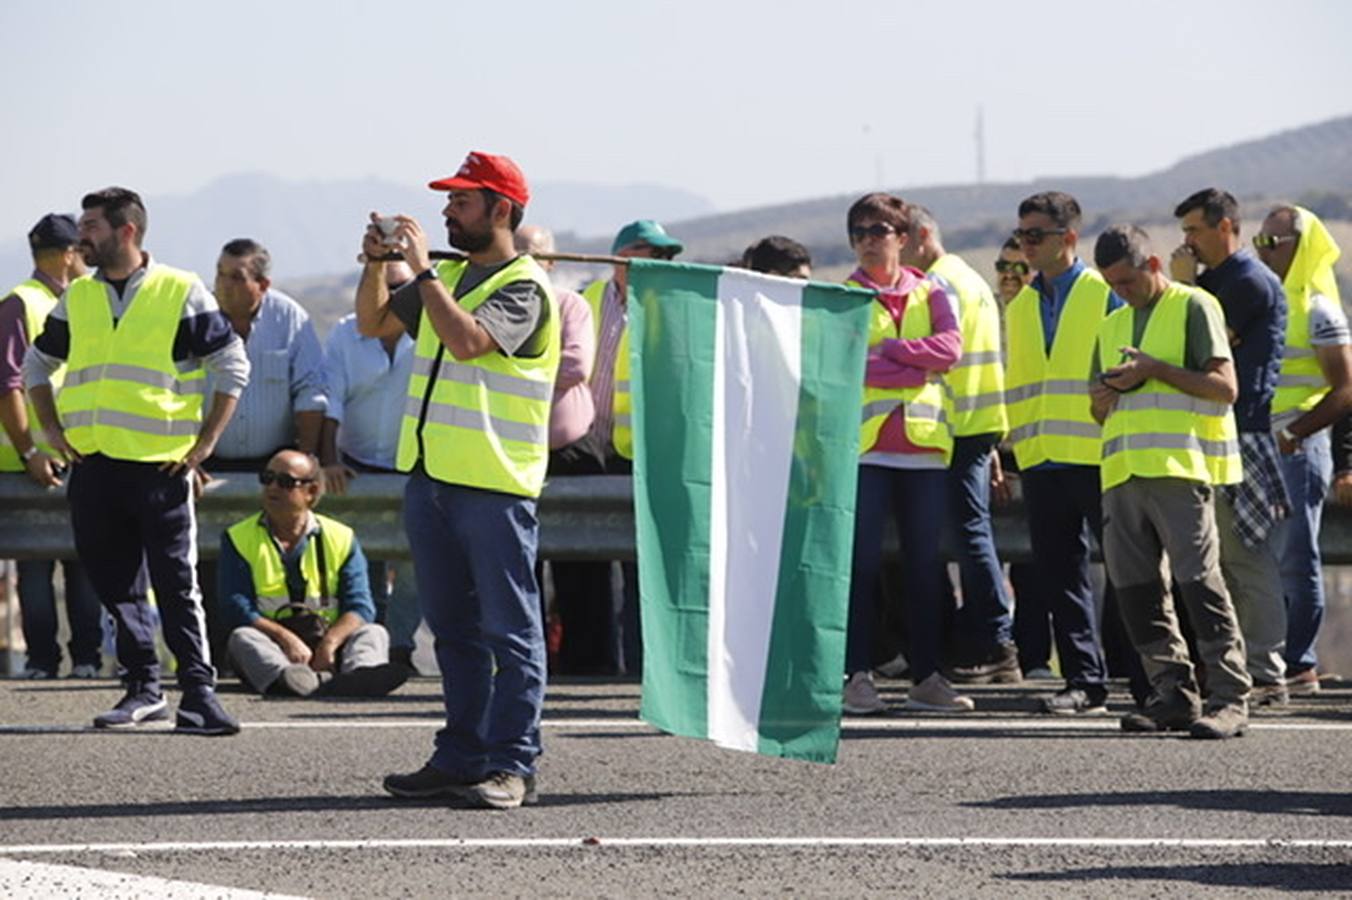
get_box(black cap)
[28,213,79,251]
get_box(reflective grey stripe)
[64,408,198,437]
[1009,420,1100,443]
[1282,347,1316,360]
[953,350,1002,369]
[435,360,554,402]
[1102,433,1238,459]
[615,413,631,429]
[616,379,630,393]
[1116,392,1229,417]
[1004,379,1089,404]
[1277,374,1327,389]
[861,399,902,423]
[403,395,423,417]
[421,401,548,445]
[412,356,436,378]
[907,402,948,424]
[953,392,1005,414]
[64,363,205,396]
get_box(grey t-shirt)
[389,257,549,357]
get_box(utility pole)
[975,105,987,185]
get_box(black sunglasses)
[1252,233,1297,250]
[259,470,317,489]
[850,223,898,241]
[1012,227,1067,245]
[995,259,1030,276]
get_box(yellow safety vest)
[226,512,354,624]
[582,278,632,459]
[0,279,60,470]
[848,277,954,465]
[929,253,1007,438]
[1097,284,1240,490]
[396,256,560,498]
[1005,269,1109,469]
[1273,206,1342,416]
[57,266,206,462]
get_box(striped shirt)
[587,279,626,456]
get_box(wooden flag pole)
[362,250,631,266]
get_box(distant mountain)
[0,174,715,283]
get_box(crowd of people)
[0,150,1348,806]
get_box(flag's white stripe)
[707,271,804,752]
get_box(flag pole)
[361,250,631,266]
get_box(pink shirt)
[549,288,596,449]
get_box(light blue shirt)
[322,313,414,470]
[209,288,328,460]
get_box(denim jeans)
[17,558,103,674]
[946,434,1014,653]
[846,464,949,682]
[404,470,545,779]
[369,559,421,652]
[1279,428,1332,674]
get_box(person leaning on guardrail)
[0,213,102,680]
[1089,225,1250,739]
[355,151,558,810]
[22,186,250,735]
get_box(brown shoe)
[1120,699,1197,733]
[1287,668,1321,696]
[1189,704,1249,740]
[468,771,539,810]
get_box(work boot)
[946,642,1022,685]
[1189,703,1248,740]
[1120,696,1198,733]
[468,771,538,810]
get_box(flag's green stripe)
[756,281,873,763]
[630,261,723,740]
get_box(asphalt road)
[1,676,1350,898]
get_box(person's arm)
[395,217,505,360]
[289,316,328,455]
[876,283,963,373]
[318,328,354,492]
[1332,412,1352,506]
[1102,351,1236,404]
[555,293,594,390]
[1283,297,1352,452]
[311,539,374,672]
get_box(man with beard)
[23,187,249,734]
[356,152,559,810]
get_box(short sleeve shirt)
[1091,289,1232,379]
[389,257,550,358]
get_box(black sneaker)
[384,764,477,799]
[175,690,241,736]
[468,771,538,810]
[93,687,170,729]
[324,663,410,698]
[1041,687,1108,716]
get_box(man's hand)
[322,463,356,496]
[363,212,393,262]
[43,424,82,466]
[161,436,215,478]
[990,449,1013,505]
[191,467,213,500]
[1101,346,1157,393]
[1333,471,1352,507]
[1089,380,1120,425]
[310,638,339,674]
[393,215,431,274]
[1169,245,1199,284]
[23,450,64,488]
[281,631,313,665]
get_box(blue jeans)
[946,434,1013,653]
[17,559,103,674]
[404,470,545,779]
[369,560,421,652]
[1279,428,1332,674]
[846,465,948,682]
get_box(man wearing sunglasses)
[1255,205,1350,698]
[898,205,1016,686]
[1171,188,1290,706]
[218,450,409,699]
[1005,191,1126,716]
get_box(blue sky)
[2,0,1349,239]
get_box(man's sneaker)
[946,643,1022,685]
[1041,687,1108,716]
[1189,703,1248,740]
[842,671,887,715]
[273,664,321,697]
[1251,681,1289,708]
[175,690,241,736]
[69,664,101,679]
[93,687,170,729]
[904,672,975,712]
[1120,700,1198,733]
[468,771,538,810]
[1287,668,1321,696]
[873,652,910,680]
[383,764,475,799]
[19,666,57,680]
[324,663,411,698]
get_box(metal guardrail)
[3,472,1352,563]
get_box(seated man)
[219,449,408,698]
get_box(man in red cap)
[356,151,560,810]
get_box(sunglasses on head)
[1252,233,1297,250]
[850,223,898,241]
[1012,227,1067,245]
[995,259,1030,276]
[259,470,316,489]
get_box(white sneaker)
[843,671,887,715]
[70,664,101,679]
[904,672,975,712]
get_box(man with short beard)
[23,187,249,734]
[356,152,559,810]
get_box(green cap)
[611,219,684,255]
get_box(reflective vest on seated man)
[226,512,353,625]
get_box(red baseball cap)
[428,151,530,207]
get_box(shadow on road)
[965,789,1352,817]
[1002,862,1350,892]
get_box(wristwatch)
[1279,426,1301,446]
[415,267,438,283]
[20,445,39,461]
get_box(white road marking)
[0,857,306,898]
[3,836,1352,855]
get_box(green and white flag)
[627,260,873,763]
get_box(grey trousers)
[228,623,390,694]
[1215,492,1288,685]
[1102,477,1251,710]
